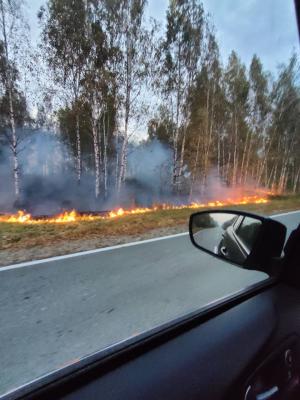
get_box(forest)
[0,0,299,213]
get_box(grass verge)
[1,194,299,254]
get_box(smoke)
[0,131,265,215]
[0,145,15,211]
[0,130,97,214]
[99,139,173,209]
[190,168,264,203]
[126,139,172,203]
[0,132,173,214]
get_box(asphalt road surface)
[0,211,299,396]
[193,226,223,253]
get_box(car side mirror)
[189,210,287,270]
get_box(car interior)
[2,3,300,400]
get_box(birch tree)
[185,32,224,195]
[247,55,270,186]
[39,0,91,185]
[161,0,204,191]
[114,0,149,192]
[223,51,249,185]
[0,0,29,200]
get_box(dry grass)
[1,194,299,254]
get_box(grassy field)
[1,194,300,253]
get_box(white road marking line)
[271,209,300,218]
[1,210,299,271]
[0,232,189,271]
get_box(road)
[0,211,299,396]
[193,226,223,252]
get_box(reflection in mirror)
[191,212,262,266]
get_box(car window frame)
[234,216,262,252]
[233,215,244,232]
[232,216,251,256]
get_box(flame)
[0,194,270,225]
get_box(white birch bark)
[117,13,132,192]
[75,114,81,184]
[189,134,201,201]
[293,166,300,193]
[0,0,19,199]
[202,86,210,186]
[203,83,215,186]
[172,41,182,191]
[178,126,186,188]
[92,120,101,199]
[232,109,238,185]
[91,98,101,199]
[243,132,253,185]
[117,119,128,192]
[103,113,108,198]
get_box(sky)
[146,0,299,73]
[27,0,299,74]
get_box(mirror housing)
[189,210,287,270]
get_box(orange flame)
[0,194,270,225]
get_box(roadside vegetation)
[1,195,299,266]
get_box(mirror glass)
[191,212,262,265]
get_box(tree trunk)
[178,126,186,189]
[103,113,108,198]
[240,129,249,184]
[91,100,101,199]
[243,132,253,185]
[189,134,201,201]
[266,164,275,188]
[117,25,132,192]
[293,166,300,193]
[0,0,20,199]
[226,148,232,184]
[75,114,81,184]
[172,41,182,191]
[222,138,225,179]
[12,134,19,199]
[117,124,128,192]
[271,163,278,191]
[172,136,178,189]
[115,130,119,190]
[257,128,277,187]
[92,122,101,199]
[202,86,210,187]
[232,110,238,186]
[204,83,215,187]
